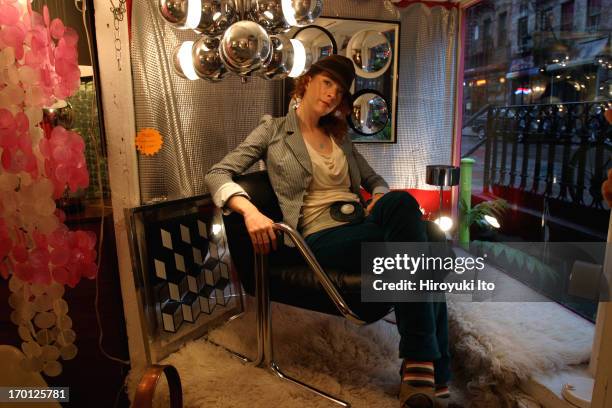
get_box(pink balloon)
[0,109,16,138]
[24,151,38,174]
[0,4,20,26]
[65,263,80,288]
[81,262,97,280]
[12,245,28,263]
[31,264,52,285]
[62,27,78,46]
[1,149,15,172]
[52,144,70,162]
[0,235,12,259]
[48,229,68,249]
[49,18,64,40]
[29,248,49,269]
[14,262,34,282]
[50,247,69,266]
[14,112,29,133]
[0,25,25,59]
[32,230,48,249]
[54,163,69,183]
[51,266,68,285]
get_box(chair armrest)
[271,222,366,325]
[133,364,182,408]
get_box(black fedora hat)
[308,55,356,97]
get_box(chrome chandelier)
[158,0,323,82]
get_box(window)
[483,17,492,51]
[518,16,529,47]
[461,0,611,322]
[587,0,601,30]
[539,7,554,31]
[561,1,574,32]
[498,12,508,47]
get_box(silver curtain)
[130,0,457,203]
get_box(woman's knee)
[384,191,420,211]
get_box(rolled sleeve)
[213,182,251,215]
[372,185,390,196]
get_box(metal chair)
[220,171,448,407]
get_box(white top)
[299,137,361,237]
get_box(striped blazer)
[204,108,390,233]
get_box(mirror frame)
[282,17,400,144]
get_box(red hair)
[290,68,351,142]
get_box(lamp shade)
[425,165,460,187]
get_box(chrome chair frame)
[214,222,368,407]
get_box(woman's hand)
[244,210,277,254]
[227,195,277,254]
[366,193,384,215]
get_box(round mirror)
[348,90,389,136]
[292,25,337,71]
[346,30,392,78]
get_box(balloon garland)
[0,0,97,377]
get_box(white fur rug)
[127,298,594,408]
[447,302,594,407]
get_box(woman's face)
[302,73,344,117]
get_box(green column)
[459,158,475,249]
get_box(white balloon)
[59,344,77,360]
[33,294,53,313]
[47,284,65,300]
[34,312,56,329]
[56,315,72,330]
[52,299,69,315]
[43,360,62,377]
[18,325,33,342]
[57,329,76,346]
[0,173,20,192]
[22,341,42,358]
[30,283,46,296]
[41,345,60,362]
[36,329,53,346]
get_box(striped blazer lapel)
[283,109,312,175]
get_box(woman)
[205,55,451,408]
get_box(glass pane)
[460,0,611,322]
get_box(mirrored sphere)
[349,92,389,135]
[158,0,189,26]
[281,0,322,27]
[199,0,238,36]
[259,35,294,80]
[347,30,392,77]
[249,0,290,34]
[220,21,272,76]
[292,25,335,67]
[193,36,227,82]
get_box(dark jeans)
[305,191,451,384]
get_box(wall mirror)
[284,18,399,143]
